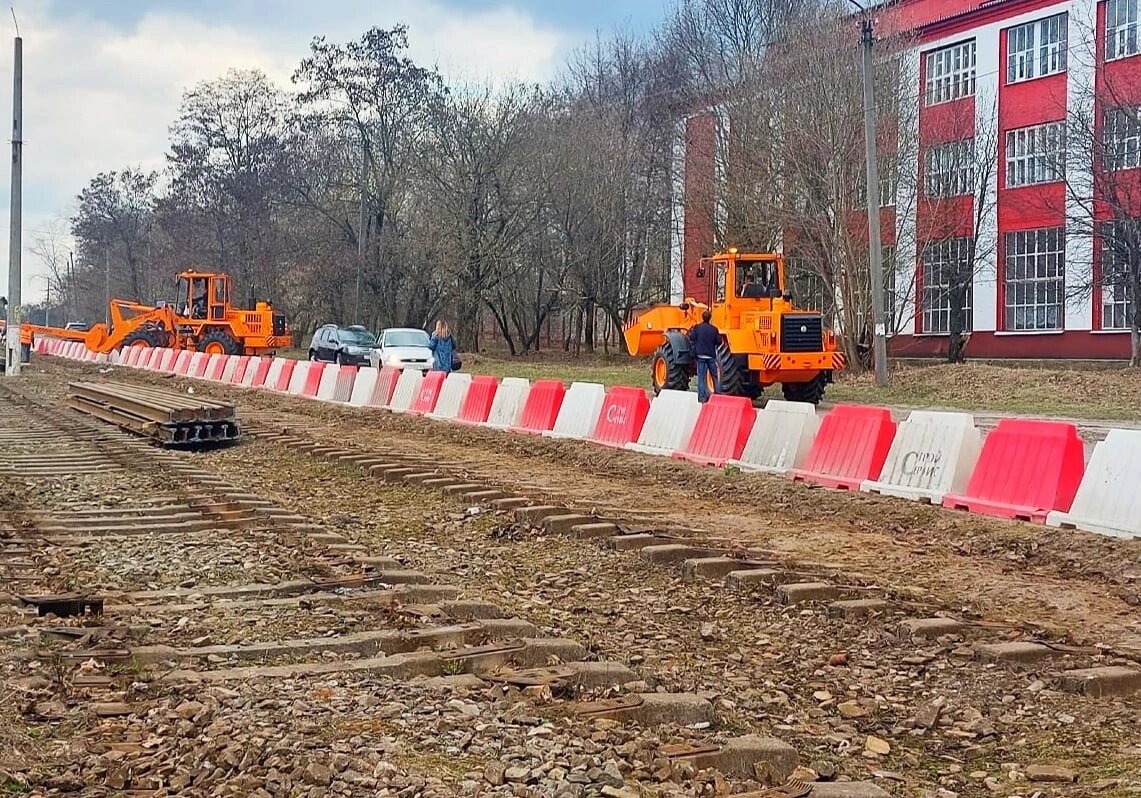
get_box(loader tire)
[121,329,164,349]
[715,343,762,400]
[781,373,828,405]
[650,339,690,394]
[197,329,242,356]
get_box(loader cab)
[177,272,231,322]
[695,250,791,307]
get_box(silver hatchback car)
[369,327,435,371]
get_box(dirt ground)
[5,360,1141,797]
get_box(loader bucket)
[623,305,693,356]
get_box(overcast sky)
[0,0,666,305]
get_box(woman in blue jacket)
[429,320,456,374]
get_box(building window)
[1107,0,1140,61]
[921,238,974,334]
[1105,106,1141,171]
[925,139,974,198]
[1101,219,1141,329]
[925,40,976,105]
[882,245,898,334]
[1005,121,1066,187]
[856,157,898,208]
[1007,13,1068,83]
[1004,228,1065,331]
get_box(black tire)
[781,373,828,405]
[650,338,690,394]
[715,343,762,399]
[121,329,164,348]
[196,329,242,355]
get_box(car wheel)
[308,350,316,361]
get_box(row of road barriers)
[36,336,1140,540]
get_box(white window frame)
[921,237,974,335]
[1004,228,1066,331]
[1005,121,1066,187]
[1007,13,1068,83]
[924,139,975,198]
[924,40,976,105]
[1105,106,1141,171]
[1101,219,1140,330]
[1107,0,1140,61]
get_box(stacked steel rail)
[67,381,240,447]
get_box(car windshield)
[340,328,376,345]
[384,330,430,348]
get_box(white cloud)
[0,0,567,304]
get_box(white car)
[369,327,436,371]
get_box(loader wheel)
[122,329,164,349]
[650,339,690,394]
[197,329,242,356]
[715,343,762,400]
[781,373,828,405]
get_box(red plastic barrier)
[455,376,498,424]
[173,350,193,375]
[789,405,896,490]
[272,358,296,392]
[510,380,566,434]
[592,386,651,447]
[248,358,272,388]
[300,361,325,398]
[673,395,756,466]
[205,354,228,381]
[230,356,251,385]
[368,366,401,407]
[409,370,447,415]
[144,348,164,370]
[189,353,210,378]
[942,419,1085,523]
[158,348,178,372]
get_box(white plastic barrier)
[240,356,264,387]
[204,353,226,380]
[730,400,821,474]
[93,352,110,365]
[1046,429,1141,539]
[348,366,380,407]
[220,356,241,383]
[263,357,289,391]
[860,410,981,504]
[625,389,701,456]
[543,381,606,440]
[388,368,423,414]
[484,377,530,429]
[317,365,356,403]
[428,372,472,421]
[187,351,210,377]
[158,348,178,372]
[287,360,315,395]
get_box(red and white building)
[673,0,1141,359]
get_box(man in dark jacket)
[688,309,720,403]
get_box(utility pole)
[856,10,890,387]
[355,152,367,325]
[5,29,22,376]
[104,249,110,328]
